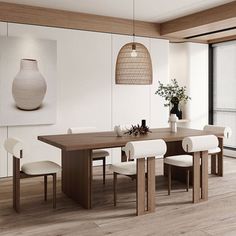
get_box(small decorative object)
[155,79,191,119]
[169,114,178,133]
[115,0,152,85]
[12,59,47,110]
[170,97,182,119]
[124,124,151,136]
[114,125,124,137]
[141,119,146,127]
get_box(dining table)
[38,127,223,209]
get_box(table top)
[38,127,222,151]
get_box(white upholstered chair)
[110,139,167,215]
[165,135,219,196]
[203,125,232,176]
[68,127,109,184]
[4,138,61,212]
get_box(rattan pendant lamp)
[115,0,153,85]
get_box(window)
[212,41,236,149]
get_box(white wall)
[188,43,209,129]
[169,42,209,129]
[0,22,169,177]
[169,43,188,87]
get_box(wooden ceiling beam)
[208,35,236,44]
[160,2,236,38]
[0,1,234,44]
[189,29,236,42]
[0,2,160,38]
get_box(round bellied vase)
[170,97,182,119]
[12,59,47,110]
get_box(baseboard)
[224,148,236,158]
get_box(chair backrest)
[182,135,219,153]
[4,138,25,159]
[68,127,96,134]
[125,139,167,160]
[203,125,232,139]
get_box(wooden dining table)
[38,127,223,209]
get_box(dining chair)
[110,139,167,216]
[164,135,219,200]
[68,127,109,184]
[4,137,61,213]
[203,125,232,176]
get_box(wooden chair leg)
[168,165,171,195]
[44,175,47,201]
[147,157,155,213]
[13,175,20,213]
[186,169,189,192]
[218,137,224,177]
[113,172,117,206]
[136,158,146,216]
[13,157,20,213]
[52,173,56,209]
[103,157,106,185]
[218,153,223,177]
[193,152,201,203]
[211,154,217,175]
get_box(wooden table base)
[62,149,92,209]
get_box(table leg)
[62,149,92,209]
[201,151,208,201]
[218,137,223,177]
[136,158,145,216]
[193,152,200,203]
[147,157,155,213]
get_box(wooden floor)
[1,157,236,236]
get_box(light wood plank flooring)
[1,157,236,236]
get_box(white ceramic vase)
[114,125,124,137]
[12,59,47,110]
[169,114,178,133]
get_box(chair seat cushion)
[22,161,61,175]
[110,162,143,176]
[208,147,221,154]
[164,155,193,167]
[92,150,109,158]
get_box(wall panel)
[150,38,169,128]
[0,22,8,177]
[112,35,151,125]
[188,43,208,129]
[169,42,208,129]
[111,35,151,163]
[111,36,169,163]
[0,22,170,176]
[6,23,112,173]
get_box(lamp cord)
[133,0,135,43]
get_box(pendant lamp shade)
[115,42,153,85]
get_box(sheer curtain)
[213,41,236,149]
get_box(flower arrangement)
[124,124,151,136]
[155,79,191,107]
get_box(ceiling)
[2,0,234,23]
